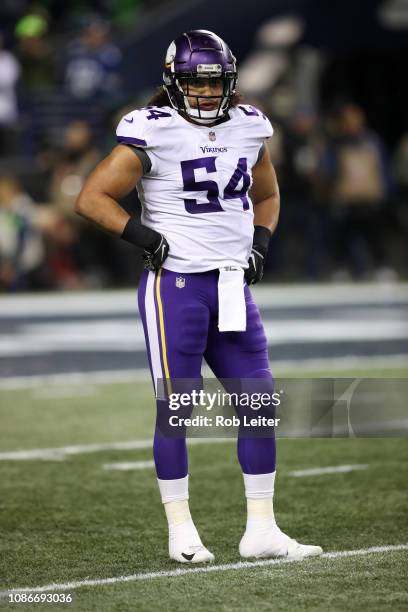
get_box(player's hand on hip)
[143,235,169,271]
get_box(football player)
[76,30,322,563]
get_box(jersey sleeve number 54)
[180,157,250,214]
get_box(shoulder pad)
[234,104,273,139]
[116,106,175,148]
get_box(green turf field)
[0,368,407,611]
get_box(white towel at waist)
[218,267,246,332]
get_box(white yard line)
[1,354,407,391]
[0,437,232,461]
[0,440,153,461]
[0,438,373,481]
[0,544,406,597]
[103,460,155,471]
[288,464,368,477]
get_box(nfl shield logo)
[209,131,216,141]
[175,276,185,288]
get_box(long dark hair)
[146,86,243,108]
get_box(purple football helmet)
[163,30,237,124]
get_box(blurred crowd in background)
[0,0,407,291]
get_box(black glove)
[143,235,169,271]
[244,226,272,286]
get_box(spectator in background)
[46,119,117,288]
[38,210,86,290]
[280,109,328,279]
[48,120,101,217]
[321,103,393,279]
[0,34,20,155]
[0,176,46,290]
[14,12,56,95]
[64,18,122,108]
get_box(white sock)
[157,474,189,504]
[243,471,276,499]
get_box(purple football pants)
[137,268,276,479]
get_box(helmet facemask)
[163,31,238,125]
[164,72,237,124]
[179,74,237,123]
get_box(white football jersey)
[116,104,273,273]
